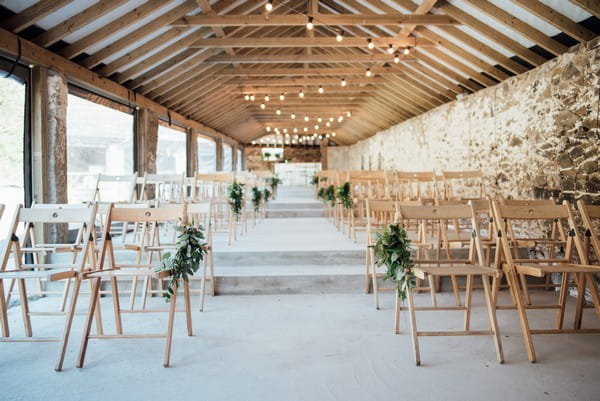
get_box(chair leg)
[464,274,473,331]
[89,279,103,336]
[428,273,437,307]
[364,249,371,294]
[141,276,151,310]
[200,258,208,312]
[55,278,82,372]
[17,279,32,337]
[556,272,569,330]
[163,289,177,368]
[372,269,380,310]
[482,275,504,364]
[77,277,101,369]
[183,281,192,336]
[506,270,536,363]
[110,276,123,335]
[0,279,9,337]
[59,278,71,312]
[450,274,462,306]
[394,294,401,334]
[128,276,139,310]
[407,289,420,366]
[519,273,532,305]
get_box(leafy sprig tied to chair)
[157,223,208,301]
[252,186,263,213]
[263,188,272,203]
[372,224,416,301]
[228,180,245,220]
[337,182,353,209]
[269,175,282,191]
[317,185,336,207]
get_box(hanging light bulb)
[336,30,344,42]
[265,0,273,12]
[250,94,255,101]
[280,93,285,101]
[365,68,372,78]
[388,44,394,54]
[276,109,281,115]
[299,90,304,98]
[318,135,323,140]
[394,54,400,64]
[293,128,298,133]
[304,116,309,122]
[403,47,410,55]
[244,94,250,101]
[314,124,319,129]
[346,111,352,117]
[332,132,336,137]
[329,117,334,122]
[338,116,344,122]
[266,126,271,132]
[318,86,324,94]
[264,95,270,102]
[326,121,331,127]
[283,128,288,133]
[341,78,347,87]
[303,127,308,132]
[260,103,266,109]
[326,134,330,138]
[367,38,374,49]
[317,117,322,123]
[306,16,314,30]
[291,113,296,119]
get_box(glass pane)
[197,136,216,173]
[236,148,243,171]
[66,94,134,203]
[222,143,233,172]
[0,76,25,237]
[157,125,187,174]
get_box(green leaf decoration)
[263,188,272,203]
[228,180,245,220]
[156,223,208,302]
[337,181,353,209]
[372,224,416,301]
[269,175,282,191]
[317,185,336,207]
[251,186,263,213]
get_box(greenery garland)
[157,223,208,302]
[310,175,319,186]
[251,186,263,213]
[337,181,353,209]
[372,224,416,301]
[263,188,272,203]
[228,180,245,220]
[318,185,336,207]
[269,175,282,191]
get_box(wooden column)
[320,139,328,170]
[135,108,158,175]
[216,138,224,172]
[187,128,198,176]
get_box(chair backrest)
[396,204,484,265]
[93,173,138,203]
[1,203,98,272]
[441,170,485,200]
[365,199,398,245]
[577,200,600,265]
[491,200,584,268]
[395,171,439,200]
[140,173,186,203]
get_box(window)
[222,143,233,172]
[197,135,216,173]
[236,148,243,171]
[0,71,27,236]
[157,124,187,174]
[66,93,134,203]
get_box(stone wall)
[246,146,321,171]
[328,38,600,203]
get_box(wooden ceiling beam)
[569,0,600,19]
[203,53,416,63]
[395,0,438,38]
[226,77,385,85]
[420,47,497,87]
[189,36,435,48]
[214,66,406,76]
[170,14,458,26]
[239,86,378,93]
[511,0,596,42]
[1,0,74,33]
[416,52,483,92]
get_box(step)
[266,201,322,210]
[213,249,365,266]
[266,209,324,218]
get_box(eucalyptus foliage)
[318,185,336,207]
[372,224,416,301]
[263,188,272,203]
[157,223,207,302]
[251,186,263,212]
[269,175,282,191]
[228,180,245,220]
[310,175,319,186]
[337,181,353,209]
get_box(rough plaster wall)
[246,146,321,171]
[328,38,600,203]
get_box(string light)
[346,111,352,117]
[250,94,255,101]
[341,78,347,87]
[318,86,324,94]
[299,90,304,98]
[317,117,322,123]
[260,103,266,109]
[367,38,374,49]
[293,128,298,133]
[303,127,308,132]
[291,113,296,119]
[265,0,273,12]
[394,54,400,64]
[276,109,281,115]
[329,117,334,122]
[306,16,314,30]
[332,132,336,137]
[244,94,250,101]
[403,47,410,55]
[336,30,344,42]
[326,122,331,127]
[365,68,372,77]
[314,125,319,129]
[283,128,288,133]
[266,126,271,132]
[280,93,285,101]
[338,116,344,122]
[304,116,309,122]
[264,95,270,102]
[388,44,395,54]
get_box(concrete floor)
[1,292,599,401]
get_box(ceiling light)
[304,116,309,122]
[280,93,285,101]
[394,54,400,64]
[266,126,271,132]
[326,122,331,127]
[332,132,336,137]
[338,116,344,122]
[293,128,298,133]
[326,134,330,138]
[244,94,250,101]
[260,103,266,109]
[341,78,347,87]
[367,38,374,49]
[264,95,270,102]
[346,111,352,117]
[365,68,372,77]
[283,128,288,133]
[403,47,410,55]
[291,113,296,119]
[329,117,334,122]
[303,127,308,132]
[306,16,314,30]
[265,0,273,11]
[317,117,322,123]
[299,90,304,98]
[318,135,323,140]
[336,30,344,42]
[318,86,324,94]
[388,44,394,54]
[276,109,281,115]
[314,125,319,129]
[250,94,255,101]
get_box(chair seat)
[515,263,600,278]
[87,268,171,279]
[413,265,499,280]
[0,267,77,281]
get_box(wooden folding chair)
[77,203,193,368]
[394,203,504,366]
[187,201,215,311]
[92,173,138,203]
[575,200,600,328]
[0,203,99,371]
[139,173,186,203]
[441,170,486,200]
[491,200,600,362]
[365,199,398,307]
